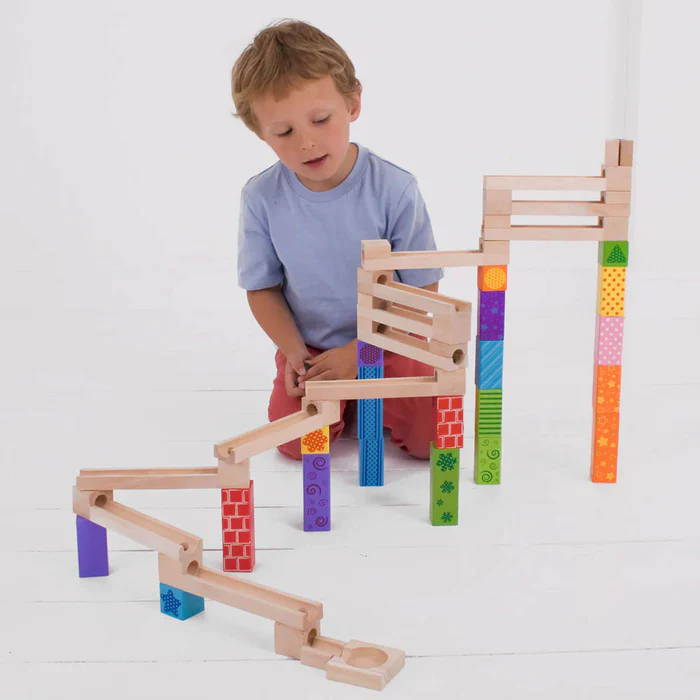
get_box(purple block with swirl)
[303,454,331,531]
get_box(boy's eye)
[277,116,329,137]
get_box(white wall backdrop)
[1,0,698,507]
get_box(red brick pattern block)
[435,396,464,449]
[221,481,255,572]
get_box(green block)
[598,241,629,267]
[476,390,503,435]
[430,442,459,526]
[474,435,501,484]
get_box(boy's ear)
[348,85,362,121]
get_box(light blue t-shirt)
[237,142,443,349]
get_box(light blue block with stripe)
[358,363,384,485]
[476,339,504,389]
[359,437,384,486]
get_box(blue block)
[359,437,384,486]
[159,583,205,620]
[358,397,383,440]
[476,339,503,389]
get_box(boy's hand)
[284,349,312,397]
[301,340,358,386]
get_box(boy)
[231,19,443,459]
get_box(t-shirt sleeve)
[237,188,284,291]
[386,178,444,287]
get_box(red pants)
[269,346,435,460]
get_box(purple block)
[303,454,331,531]
[357,341,383,367]
[478,290,505,340]
[76,515,109,577]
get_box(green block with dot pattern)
[430,442,459,526]
[474,435,501,484]
[598,241,629,267]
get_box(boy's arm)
[247,285,310,397]
[302,280,440,386]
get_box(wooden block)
[361,239,391,263]
[478,290,505,340]
[590,411,620,483]
[593,364,621,414]
[77,467,223,491]
[595,316,625,365]
[356,319,467,372]
[435,368,466,396]
[300,634,344,669]
[605,139,621,166]
[483,225,615,242]
[476,339,503,390]
[359,278,468,316]
[484,176,606,191]
[510,200,630,217]
[361,248,496,271]
[603,166,632,191]
[435,395,464,450]
[89,498,203,570]
[76,515,109,577]
[603,191,631,204]
[598,241,629,267]
[357,297,433,337]
[214,399,340,461]
[303,453,331,531]
[159,583,205,620]
[301,426,330,454]
[597,267,626,316]
[72,486,113,519]
[601,217,629,240]
[222,481,255,572]
[275,621,322,659]
[325,640,406,691]
[483,188,512,215]
[476,389,503,435]
[619,140,634,166]
[480,240,511,265]
[483,215,511,229]
[158,554,323,630]
[478,265,507,292]
[430,442,459,526]
[474,435,501,484]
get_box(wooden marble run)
[72,139,631,690]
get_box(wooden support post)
[76,515,109,577]
[473,264,507,484]
[357,341,384,486]
[429,442,460,526]
[222,482,256,572]
[301,426,331,531]
[591,137,632,482]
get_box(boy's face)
[252,74,361,192]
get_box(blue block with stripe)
[476,339,504,389]
[359,436,384,486]
[358,359,384,485]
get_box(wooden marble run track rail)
[73,487,404,690]
[72,139,632,689]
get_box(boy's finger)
[305,359,333,380]
[308,368,334,382]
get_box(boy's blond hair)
[231,19,361,137]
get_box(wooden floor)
[2,307,700,699]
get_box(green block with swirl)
[430,442,459,526]
[474,435,501,484]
